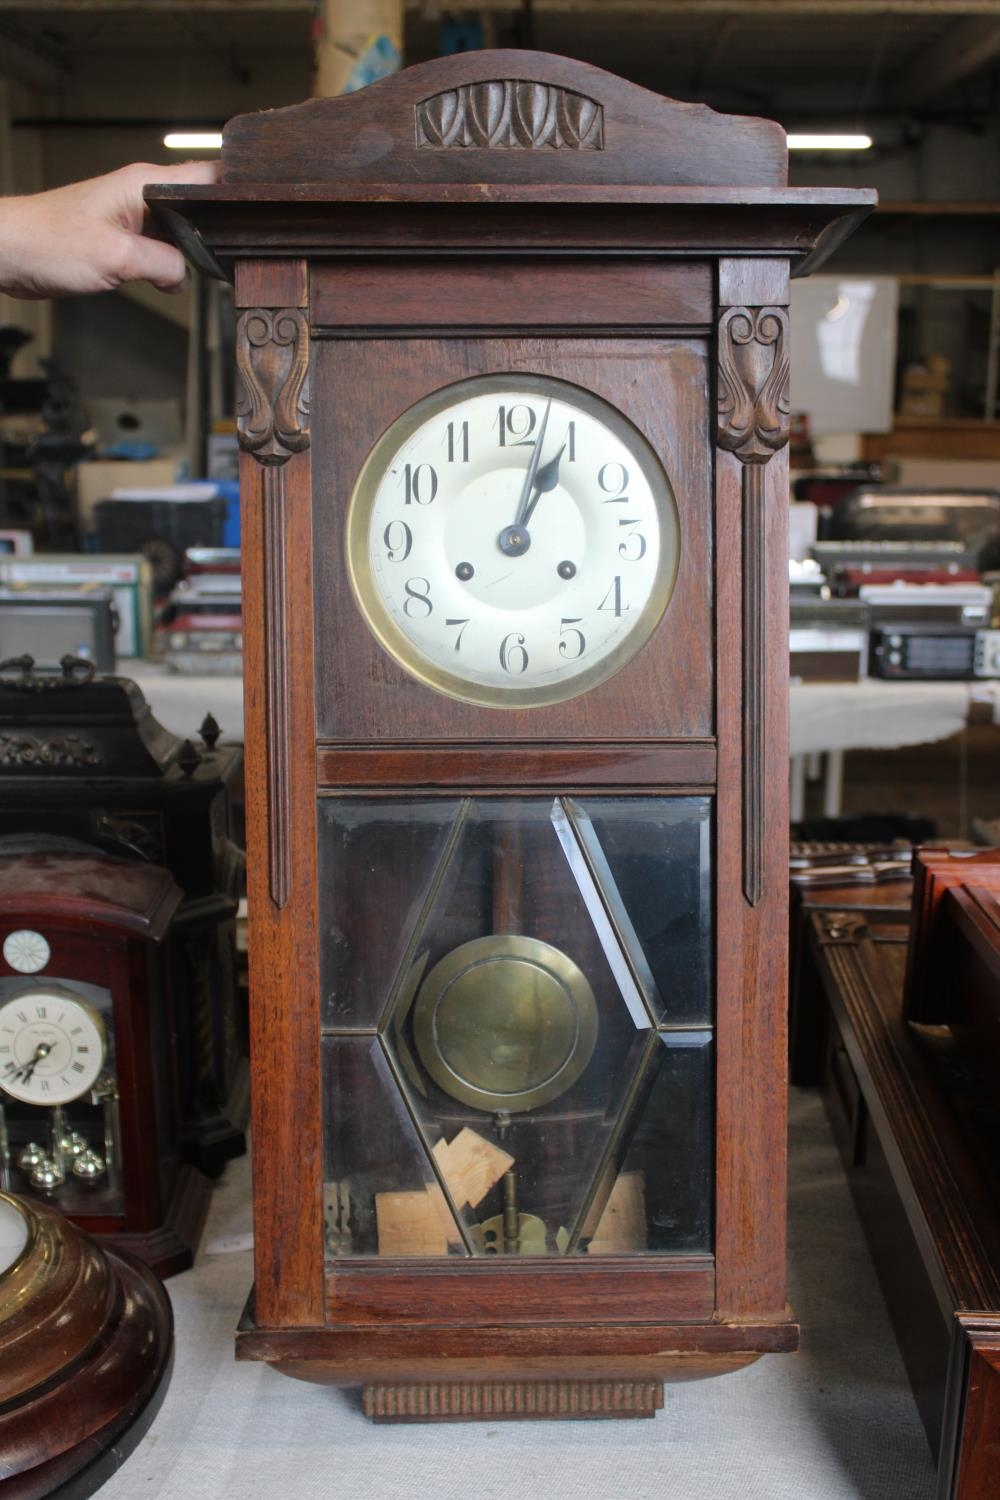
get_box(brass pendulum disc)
[411,934,598,1113]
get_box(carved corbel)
[235,307,311,910]
[716,306,790,908]
[235,308,310,467]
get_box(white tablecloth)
[125,664,999,761]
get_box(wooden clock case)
[0,845,210,1277]
[150,50,873,1418]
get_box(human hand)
[0,159,219,300]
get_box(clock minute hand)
[521,443,566,529]
[512,400,552,529]
[8,1042,51,1086]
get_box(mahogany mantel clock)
[150,50,873,1421]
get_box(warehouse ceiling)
[1,0,999,125]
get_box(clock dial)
[0,990,106,1106]
[3,931,50,975]
[347,374,680,708]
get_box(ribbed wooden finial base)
[362,1380,664,1423]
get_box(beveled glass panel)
[320,795,714,1259]
[599,1031,714,1254]
[573,797,712,1026]
[322,1034,468,1259]
[317,798,465,1028]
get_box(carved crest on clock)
[235,308,311,467]
[716,305,790,465]
[416,81,604,151]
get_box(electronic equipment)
[858,582,993,627]
[0,554,152,656]
[183,546,241,577]
[0,587,117,673]
[833,487,1000,566]
[811,540,982,594]
[161,572,243,675]
[790,599,869,682]
[788,557,828,603]
[869,624,1000,680]
[93,493,230,594]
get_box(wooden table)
[807,906,1000,1500]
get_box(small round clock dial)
[0,990,106,1106]
[347,374,680,708]
[3,930,50,975]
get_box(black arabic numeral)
[558,618,586,660]
[598,462,629,502]
[495,404,537,448]
[383,520,413,562]
[403,578,433,618]
[617,519,647,561]
[499,632,529,674]
[446,420,470,463]
[400,463,438,505]
[446,618,470,652]
[598,576,628,617]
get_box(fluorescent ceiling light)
[787,133,872,151]
[164,132,223,150]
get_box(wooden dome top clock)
[150,50,873,1422]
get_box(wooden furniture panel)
[905,849,1000,1025]
[219,51,787,190]
[311,332,714,744]
[311,258,713,332]
[316,740,716,789]
[810,909,1000,1499]
[325,1257,713,1326]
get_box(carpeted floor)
[96,1089,935,1500]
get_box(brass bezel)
[345,373,680,709]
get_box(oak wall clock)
[150,49,873,1421]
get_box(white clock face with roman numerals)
[0,989,106,1106]
[347,374,679,708]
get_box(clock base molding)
[362,1379,665,1422]
[96,1162,213,1280]
[237,1295,794,1418]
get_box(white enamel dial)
[0,989,106,1106]
[347,375,679,708]
[3,930,50,975]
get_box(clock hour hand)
[521,442,566,529]
[512,400,552,530]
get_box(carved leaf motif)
[236,308,310,468]
[419,89,459,147]
[558,92,602,149]
[513,81,558,146]
[753,311,791,454]
[415,82,604,151]
[716,306,790,465]
[469,81,508,146]
[234,313,273,452]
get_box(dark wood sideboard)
[805,860,1000,1500]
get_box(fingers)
[115,232,190,294]
[156,159,221,185]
